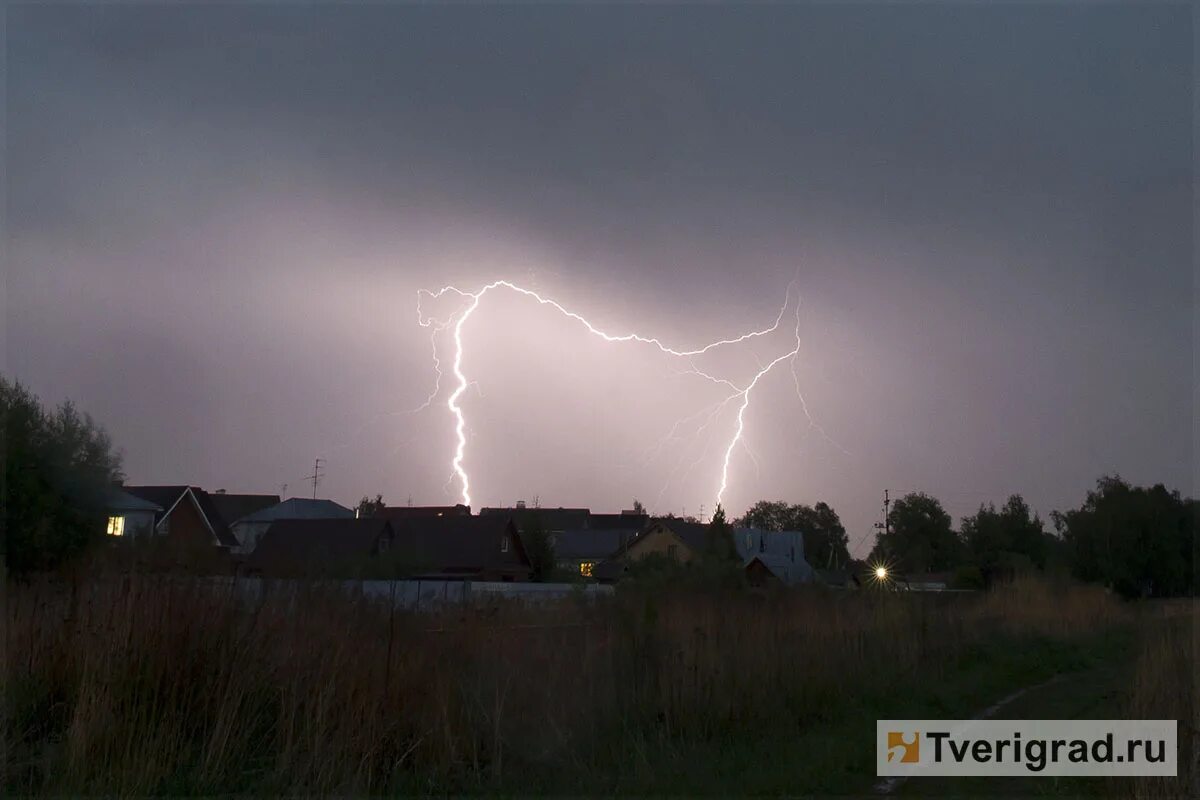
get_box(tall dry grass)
[4,573,1127,795]
[1127,601,1198,800]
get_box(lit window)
[501,535,509,552]
[579,561,594,577]
[106,516,125,537]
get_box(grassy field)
[4,573,1192,797]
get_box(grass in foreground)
[4,573,1179,796]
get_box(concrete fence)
[213,576,614,610]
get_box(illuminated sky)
[7,4,1193,554]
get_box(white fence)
[221,576,613,610]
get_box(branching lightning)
[416,279,827,512]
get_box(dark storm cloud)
[7,4,1193,546]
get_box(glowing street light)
[875,566,888,580]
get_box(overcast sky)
[7,4,1194,553]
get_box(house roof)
[122,485,192,516]
[587,513,649,531]
[553,528,636,560]
[247,517,393,573]
[206,493,280,528]
[391,515,531,574]
[235,497,354,524]
[479,506,590,532]
[377,504,471,520]
[106,488,163,513]
[745,553,815,586]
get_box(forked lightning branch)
[415,280,815,510]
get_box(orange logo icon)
[887,731,920,763]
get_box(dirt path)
[879,657,1137,797]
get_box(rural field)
[5,574,1194,797]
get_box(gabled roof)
[234,497,354,524]
[391,515,530,575]
[650,518,711,553]
[745,553,815,586]
[247,517,393,573]
[121,485,280,548]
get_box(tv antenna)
[303,458,324,499]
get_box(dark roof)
[122,485,190,517]
[247,518,393,574]
[391,515,530,575]
[587,513,649,531]
[206,493,280,527]
[236,497,354,523]
[378,504,471,520]
[106,488,163,512]
[652,518,711,553]
[554,528,636,560]
[479,506,590,532]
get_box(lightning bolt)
[416,279,815,511]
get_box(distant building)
[376,504,471,521]
[734,528,815,586]
[229,497,354,554]
[120,485,279,551]
[554,528,639,579]
[479,504,590,533]
[390,515,532,582]
[103,488,162,539]
[246,517,394,577]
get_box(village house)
[551,511,648,578]
[389,515,532,582]
[103,488,162,539]
[377,504,471,520]
[243,514,532,581]
[734,528,815,587]
[479,503,590,533]
[592,518,817,586]
[245,517,394,577]
[119,485,279,552]
[229,497,354,554]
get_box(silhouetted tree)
[703,504,738,562]
[738,499,851,567]
[355,494,385,518]
[1052,475,1194,598]
[631,499,646,515]
[871,492,961,573]
[961,494,1056,577]
[3,378,123,576]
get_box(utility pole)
[873,489,891,549]
[303,458,324,499]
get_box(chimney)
[515,500,527,510]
